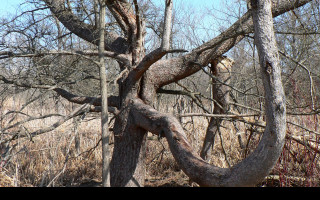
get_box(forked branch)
[129,0,287,187]
[147,0,313,89]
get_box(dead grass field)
[1,95,319,187]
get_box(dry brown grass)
[0,121,103,186]
[0,171,15,187]
[1,96,319,187]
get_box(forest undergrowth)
[0,96,319,187]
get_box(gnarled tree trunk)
[132,0,286,186]
[41,0,310,187]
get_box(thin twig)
[279,50,316,110]
[178,113,260,118]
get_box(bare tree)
[97,0,110,187]
[0,0,314,187]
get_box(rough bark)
[110,109,147,187]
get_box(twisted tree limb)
[131,0,287,186]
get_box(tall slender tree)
[98,0,110,187]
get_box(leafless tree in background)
[1,0,318,187]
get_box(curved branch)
[127,48,187,83]
[0,73,119,109]
[130,0,290,186]
[132,82,283,187]
[106,0,136,36]
[106,0,129,35]
[106,0,140,61]
[43,0,129,54]
[147,0,312,89]
[53,88,119,108]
